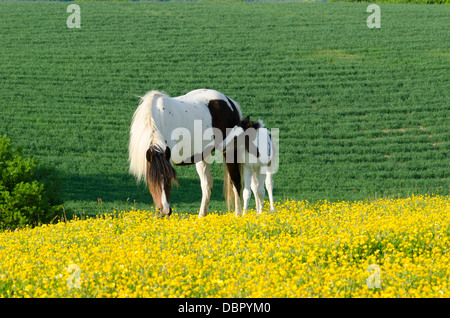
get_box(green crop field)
[0,2,449,216]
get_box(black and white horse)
[128,89,243,217]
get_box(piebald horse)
[128,89,243,217]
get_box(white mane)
[128,91,166,184]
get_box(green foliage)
[0,135,63,230]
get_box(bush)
[0,135,63,230]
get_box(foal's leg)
[196,160,213,217]
[250,173,259,213]
[226,161,242,216]
[265,171,274,211]
[242,166,253,215]
[252,173,266,214]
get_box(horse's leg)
[250,173,259,213]
[242,166,252,215]
[265,171,274,211]
[252,173,265,214]
[196,160,213,217]
[226,161,242,216]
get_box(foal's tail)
[128,91,163,184]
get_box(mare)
[128,89,244,217]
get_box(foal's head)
[240,116,264,158]
[146,146,177,216]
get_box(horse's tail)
[128,91,163,184]
[223,162,242,212]
[224,166,233,212]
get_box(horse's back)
[152,89,242,164]
[175,89,228,104]
[175,89,242,135]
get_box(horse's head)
[146,146,177,216]
[240,115,264,131]
[239,116,264,158]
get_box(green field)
[0,2,448,216]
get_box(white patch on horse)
[160,181,170,211]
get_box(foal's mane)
[240,116,264,131]
[147,146,178,186]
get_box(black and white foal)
[218,116,275,214]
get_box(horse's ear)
[146,148,153,163]
[164,146,171,160]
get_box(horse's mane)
[147,146,178,186]
[129,91,167,184]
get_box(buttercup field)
[1,196,449,297]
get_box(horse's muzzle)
[162,205,172,216]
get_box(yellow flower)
[0,195,448,298]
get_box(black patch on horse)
[176,98,242,166]
[207,99,241,137]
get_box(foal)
[219,116,275,214]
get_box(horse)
[217,116,276,214]
[128,89,244,217]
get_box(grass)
[0,2,449,215]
